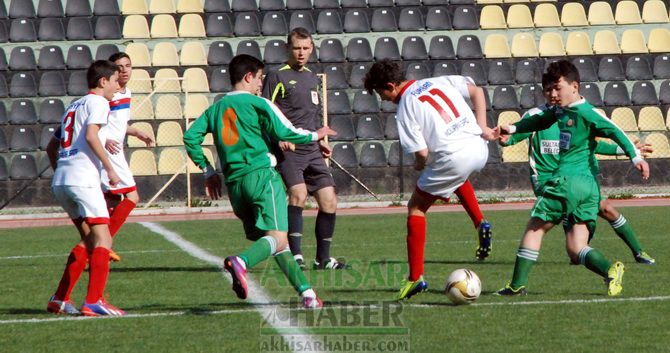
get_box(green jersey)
[184,91,317,181]
[512,99,641,178]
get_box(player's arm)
[595,139,653,157]
[183,111,221,199]
[397,99,429,170]
[498,107,557,136]
[467,84,495,141]
[87,123,119,187]
[45,136,60,170]
[126,124,154,147]
[258,98,335,144]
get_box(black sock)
[288,205,304,257]
[315,211,336,263]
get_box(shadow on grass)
[0,308,47,315]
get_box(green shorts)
[531,174,600,233]
[226,168,288,241]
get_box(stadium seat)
[287,0,311,8]
[457,35,483,59]
[180,41,207,66]
[129,149,158,176]
[37,17,65,41]
[359,142,387,167]
[184,94,209,119]
[565,32,593,56]
[127,69,152,93]
[331,143,357,168]
[452,6,479,30]
[368,0,394,7]
[9,0,35,18]
[383,114,398,139]
[0,102,7,123]
[460,60,487,85]
[153,68,181,92]
[580,83,603,106]
[130,94,155,120]
[10,153,38,179]
[39,125,57,150]
[626,56,653,80]
[152,42,179,67]
[380,101,397,115]
[123,15,150,38]
[234,12,261,36]
[497,110,520,127]
[314,0,339,9]
[353,90,379,114]
[488,60,514,85]
[151,14,178,38]
[374,37,400,61]
[322,64,348,90]
[95,16,122,39]
[66,45,93,70]
[67,17,94,40]
[405,63,430,80]
[502,140,528,162]
[637,107,665,131]
[0,156,8,180]
[9,46,36,71]
[0,49,7,71]
[534,3,560,27]
[507,4,533,28]
[10,126,38,151]
[644,133,670,158]
[37,0,63,17]
[122,0,149,14]
[39,99,64,123]
[371,8,397,32]
[327,91,352,114]
[399,8,425,31]
[429,36,455,60]
[186,147,215,173]
[511,33,538,57]
[433,61,458,76]
[614,1,642,25]
[492,86,519,110]
[593,30,621,55]
[610,107,638,132]
[9,18,37,42]
[10,100,37,124]
[539,32,565,57]
[125,43,151,67]
[67,70,87,96]
[341,0,366,8]
[484,34,511,58]
[96,43,121,60]
[0,129,7,152]
[260,0,285,11]
[154,94,181,120]
[621,30,648,54]
[93,0,120,15]
[126,122,155,148]
[263,39,288,64]
[289,11,315,33]
[150,0,176,14]
[388,141,413,167]
[346,37,373,62]
[262,12,288,36]
[519,84,543,109]
[343,9,370,33]
[207,13,233,37]
[648,28,670,53]
[356,115,383,140]
[179,13,206,37]
[10,72,37,97]
[423,0,448,4]
[569,58,597,83]
[236,40,262,60]
[156,121,184,146]
[588,2,615,25]
[319,38,345,62]
[177,0,204,13]
[204,0,231,12]
[401,36,427,61]
[603,82,630,106]
[654,55,670,79]
[642,0,669,23]
[598,56,625,81]
[39,71,66,96]
[158,148,187,174]
[631,81,658,106]
[560,3,587,27]
[0,76,7,98]
[232,0,257,12]
[515,59,538,84]
[348,63,371,88]
[426,7,452,30]
[208,41,234,65]
[480,5,506,29]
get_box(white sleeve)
[86,98,110,126]
[397,98,427,153]
[440,75,475,99]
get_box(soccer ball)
[445,269,481,305]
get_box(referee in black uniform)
[262,27,345,270]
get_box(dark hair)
[363,60,406,94]
[108,52,131,63]
[287,27,312,46]
[229,54,264,86]
[542,59,580,88]
[87,60,119,89]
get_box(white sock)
[301,288,316,299]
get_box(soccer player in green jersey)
[500,80,655,265]
[494,60,650,296]
[183,54,336,308]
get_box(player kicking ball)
[363,61,497,301]
[183,55,336,309]
[46,60,126,316]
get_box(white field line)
[138,222,327,353]
[2,295,669,325]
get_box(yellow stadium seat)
[620,29,648,54]
[187,147,215,173]
[667,109,670,130]
[644,133,670,158]
[502,140,529,162]
[614,1,642,25]
[122,0,149,15]
[648,28,670,53]
[157,148,187,174]
[538,32,565,57]
[127,69,153,93]
[131,95,154,120]
[182,68,210,93]
[565,32,593,55]
[560,3,588,26]
[511,32,538,57]
[156,121,184,146]
[480,6,507,29]
[637,107,666,131]
[122,15,150,39]
[154,68,182,93]
[611,107,638,132]
[477,0,503,4]
[155,94,183,120]
[180,41,207,66]
[152,42,179,67]
[129,149,157,175]
[127,122,155,147]
[177,0,204,13]
[178,13,206,37]
[533,3,560,27]
[642,0,669,23]
[497,111,521,126]
[125,43,151,67]
[150,14,178,38]
[588,2,615,25]
[184,94,210,119]
[484,34,511,58]
[593,30,620,55]
[504,0,530,3]
[506,4,534,28]
[149,0,176,14]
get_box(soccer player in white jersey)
[101,52,153,262]
[364,60,497,301]
[45,60,126,316]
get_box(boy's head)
[287,27,313,68]
[229,54,265,94]
[363,60,407,102]
[87,60,120,101]
[542,60,581,107]
[109,52,132,88]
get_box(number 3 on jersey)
[221,108,240,146]
[60,111,75,148]
[418,89,460,124]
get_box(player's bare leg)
[313,186,346,270]
[398,189,434,300]
[598,200,654,264]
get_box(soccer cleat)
[495,283,527,296]
[109,250,121,262]
[475,221,493,261]
[607,261,625,296]
[80,299,126,317]
[294,254,306,270]
[47,296,81,315]
[302,296,323,309]
[397,276,428,301]
[634,251,655,265]
[313,257,349,270]
[224,256,248,299]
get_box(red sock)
[86,247,111,303]
[109,198,136,237]
[54,245,88,301]
[407,215,427,281]
[455,180,484,229]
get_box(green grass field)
[1,206,669,353]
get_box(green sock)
[239,236,276,269]
[274,248,311,294]
[579,247,611,278]
[610,215,642,255]
[510,248,539,289]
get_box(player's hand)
[316,126,337,140]
[279,141,295,152]
[319,140,332,158]
[136,131,154,147]
[480,127,497,141]
[498,134,510,145]
[107,169,121,187]
[634,141,653,158]
[635,160,650,180]
[413,160,425,171]
[205,174,222,200]
[105,139,121,154]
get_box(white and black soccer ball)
[445,269,481,305]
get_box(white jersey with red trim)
[101,88,136,193]
[396,75,483,155]
[52,93,110,187]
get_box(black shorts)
[277,149,336,194]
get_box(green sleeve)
[258,98,316,144]
[586,108,640,161]
[513,108,557,134]
[501,131,532,146]
[594,140,619,155]
[183,111,212,169]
